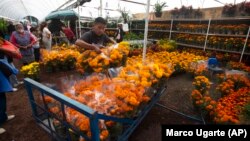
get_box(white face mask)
[18,29,24,33]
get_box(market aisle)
[0,72,200,141]
[129,73,202,141]
[0,86,51,141]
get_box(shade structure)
[45,9,79,21]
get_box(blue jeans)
[0,92,7,124]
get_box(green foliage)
[168,40,177,48]
[123,32,143,41]
[154,1,166,14]
[130,43,143,49]
[0,19,8,34]
[243,102,250,120]
[158,39,176,47]
[157,39,177,52]
[107,22,117,28]
[119,8,130,23]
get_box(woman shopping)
[10,23,36,65]
[40,22,52,50]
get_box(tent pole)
[78,1,81,38]
[100,0,103,17]
[204,18,211,51]
[240,26,250,63]
[142,0,150,63]
[75,20,78,39]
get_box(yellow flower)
[104,59,109,66]
[155,71,163,78]
[128,97,139,106]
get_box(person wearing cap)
[75,17,116,54]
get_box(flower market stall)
[24,40,176,141]
[23,36,223,140]
[17,38,250,140]
[131,18,250,63]
[1,0,250,141]
[23,15,250,140]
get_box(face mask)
[18,29,24,33]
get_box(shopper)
[30,27,40,62]
[10,23,36,65]
[1,30,23,92]
[115,23,124,43]
[0,40,18,134]
[6,21,16,40]
[207,51,224,78]
[61,24,75,44]
[26,21,32,32]
[75,17,116,54]
[208,51,219,68]
[8,57,23,92]
[40,21,52,50]
[70,20,76,35]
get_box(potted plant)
[222,4,236,17]
[119,8,130,23]
[170,7,179,19]
[245,2,250,14]
[154,1,166,17]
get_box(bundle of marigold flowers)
[41,49,80,72]
[20,62,40,80]
[192,76,211,94]
[76,42,130,74]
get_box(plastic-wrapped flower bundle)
[64,74,149,117]
[76,42,130,74]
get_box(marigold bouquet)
[76,42,130,74]
[41,49,80,72]
[20,62,40,80]
[192,76,211,94]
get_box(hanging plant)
[119,8,130,23]
[154,1,167,17]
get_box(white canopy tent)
[0,0,68,21]
[1,0,248,62]
[0,0,248,22]
[62,0,249,19]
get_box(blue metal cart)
[24,78,167,141]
